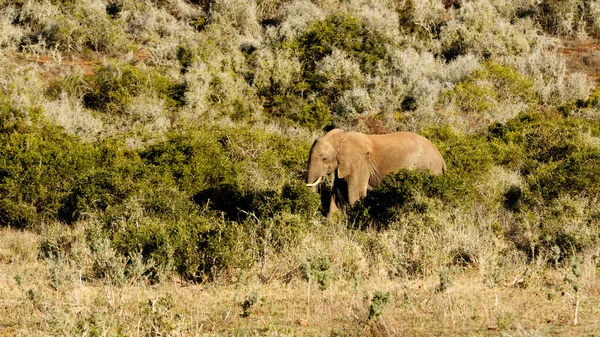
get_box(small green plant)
[436,267,453,293]
[14,274,23,287]
[368,291,390,321]
[303,254,333,291]
[241,292,261,318]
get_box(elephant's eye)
[322,157,327,161]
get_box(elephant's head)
[306,129,374,191]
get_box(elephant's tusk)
[306,176,322,187]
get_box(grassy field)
[2,0,600,336]
[2,227,600,336]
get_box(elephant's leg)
[346,173,369,206]
[326,178,347,219]
[327,193,340,219]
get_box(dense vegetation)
[1,0,600,334]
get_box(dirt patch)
[559,37,600,84]
[5,49,150,83]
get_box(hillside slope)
[1,0,600,335]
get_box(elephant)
[306,129,446,218]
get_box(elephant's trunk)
[306,167,322,192]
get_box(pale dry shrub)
[15,0,130,54]
[442,54,482,83]
[365,48,448,129]
[123,94,172,134]
[435,206,500,268]
[0,63,46,114]
[476,166,524,207]
[11,0,62,33]
[562,72,593,102]
[535,0,591,37]
[400,0,446,34]
[276,0,325,41]
[296,220,371,282]
[140,39,182,68]
[67,1,130,53]
[182,53,261,122]
[42,92,104,142]
[439,0,545,59]
[316,49,364,92]
[335,88,374,128]
[210,0,262,40]
[124,3,191,41]
[251,47,302,97]
[256,0,285,19]
[507,50,593,104]
[579,129,600,148]
[181,62,213,119]
[150,0,202,20]
[348,0,402,42]
[0,7,23,52]
[589,1,600,36]
[331,49,482,131]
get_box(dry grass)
[1,229,599,336]
[2,1,600,336]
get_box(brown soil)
[6,49,150,83]
[559,37,600,84]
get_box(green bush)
[82,63,185,114]
[194,181,320,221]
[258,13,390,129]
[439,62,537,114]
[488,111,600,204]
[268,97,333,130]
[508,199,600,262]
[528,149,600,202]
[140,129,235,193]
[0,125,96,229]
[111,216,210,282]
[295,14,389,73]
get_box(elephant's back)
[369,132,446,175]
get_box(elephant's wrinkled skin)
[306,129,446,218]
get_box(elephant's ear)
[337,132,374,179]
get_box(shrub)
[82,63,184,115]
[295,14,389,73]
[302,254,333,291]
[111,216,211,282]
[438,1,543,61]
[194,181,320,221]
[439,61,537,115]
[13,0,130,53]
[487,111,600,203]
[533,0,600,36]
[508,197,600,262]
[270,96,333,131]
[0,125,96,229]
[368,291,391,321]
[140,129,235,193]
[258,13,391,128]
